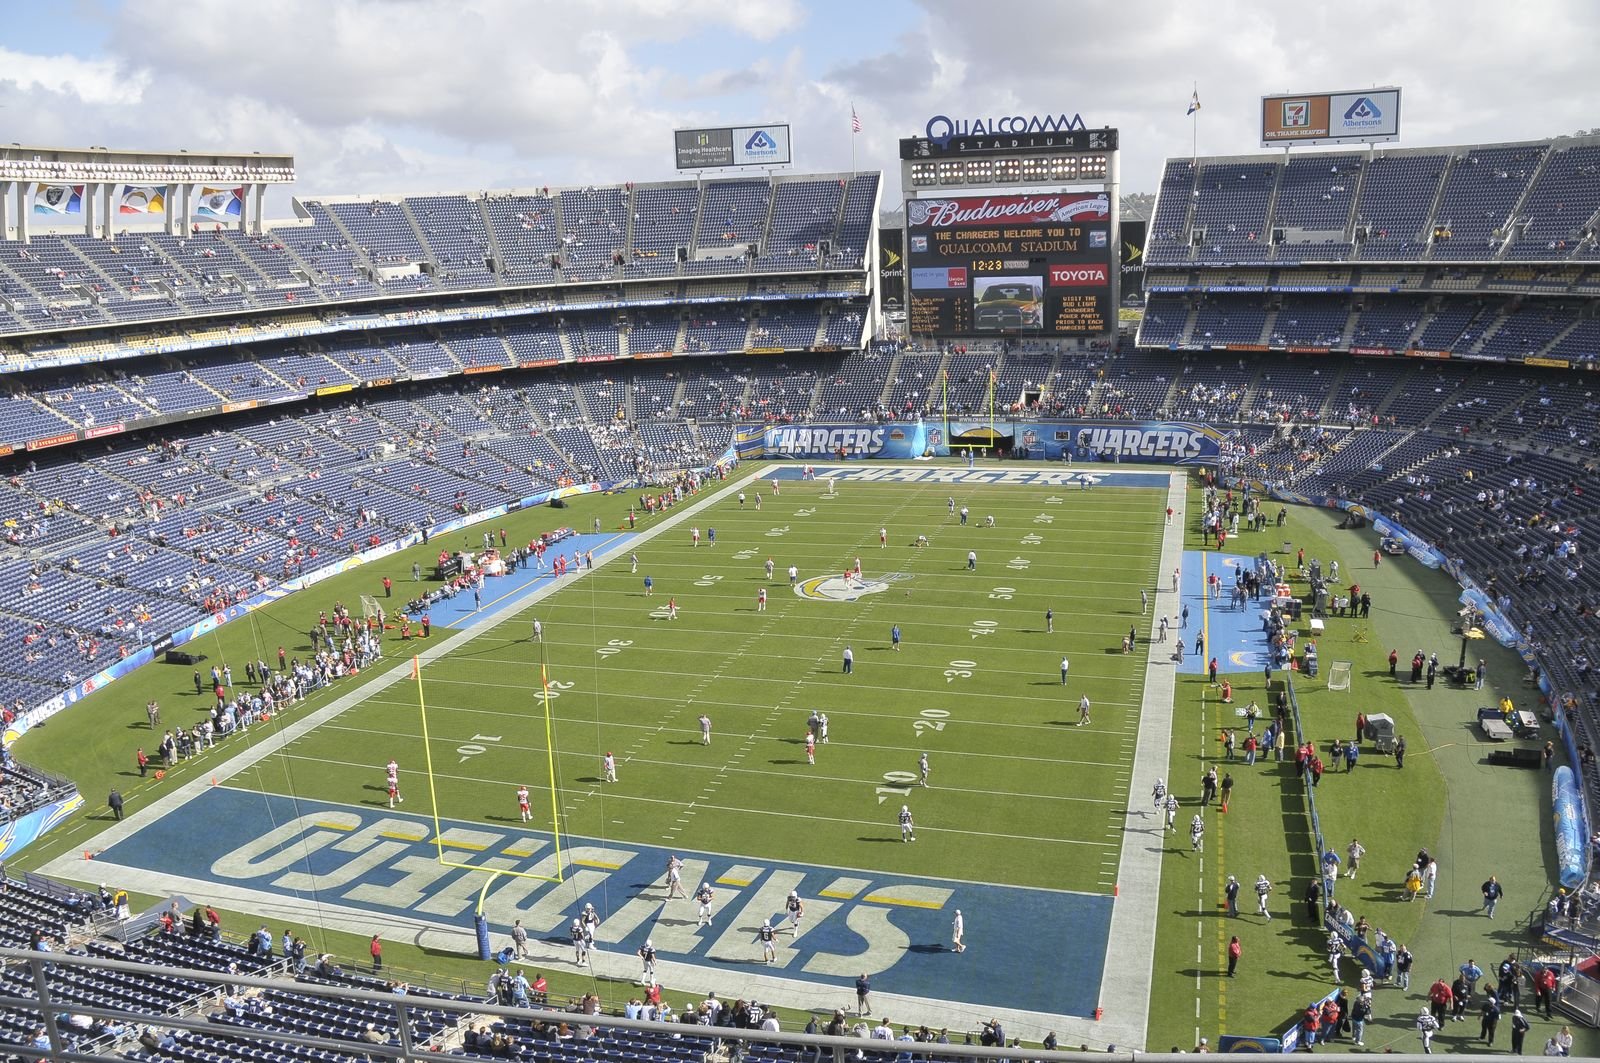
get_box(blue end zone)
[1175,551,1272,674]
[418,532,635,630]
[90,787,1111,1017]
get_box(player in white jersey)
[602,752,617,783]
[785,890,804,933]
[788,565,799,586]
[805,730,816,764]
[517,785,531,823]
[919,752,930,787]
[765,557,775,580]
[532,618,543,642]
[1165,793,1179,831]
[630,552,638,573]
[951,909,966,953]
[665,855,685,898]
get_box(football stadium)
[1,17,1600,1062]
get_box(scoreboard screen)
[906,192,1113,337]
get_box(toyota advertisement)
[906,192,1113,337]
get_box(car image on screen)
[973,276,1043,332]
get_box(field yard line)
[415,672,1150,708]
[1096,471,1186,1051]
[257,746,1126,807]
[40,467,768,879]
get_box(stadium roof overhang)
[0,144,296,185]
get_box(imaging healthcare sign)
[674,124,792,169]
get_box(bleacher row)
[0,298,871,450]
[1139,287,1600,362]
[0,173,880,339]
[0,876,472,1061]
[0,877,836,1063]
[1147,134,1600,267]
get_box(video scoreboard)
[906,192,1113,337]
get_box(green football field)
[229,474,1164,894]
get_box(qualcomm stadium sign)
[925,112,1087,147]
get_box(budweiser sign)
[909,193,1109,229]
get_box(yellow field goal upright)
[410,655,566,956]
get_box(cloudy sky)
[2,0,1595,209]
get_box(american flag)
[851,106,861,135]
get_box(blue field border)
[415,532,635,631]
[1174,550,1272,675]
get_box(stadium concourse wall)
[1251,483,1591,890]
[733,420,1235,464]
[0,480,614,753]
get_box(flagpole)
[1191,81,1198,165]
[850,101,857,175]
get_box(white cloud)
[0,46,146,107]
[0,0,1594,213]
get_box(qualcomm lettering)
[925,113,1087,147]
[766,427,886,456]
[1076,426,1207,459]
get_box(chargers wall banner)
[761,423,933,459]
[33,184,83,215]
[947,421,1226,464]
[196,186,245,218]
[119,185,166,215]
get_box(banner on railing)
[0,791,83,861]
[1553,766,1588,889]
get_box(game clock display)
[905,192,1113,337]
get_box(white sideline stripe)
[1094,471,1186,1052]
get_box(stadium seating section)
[0,174,879,339]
